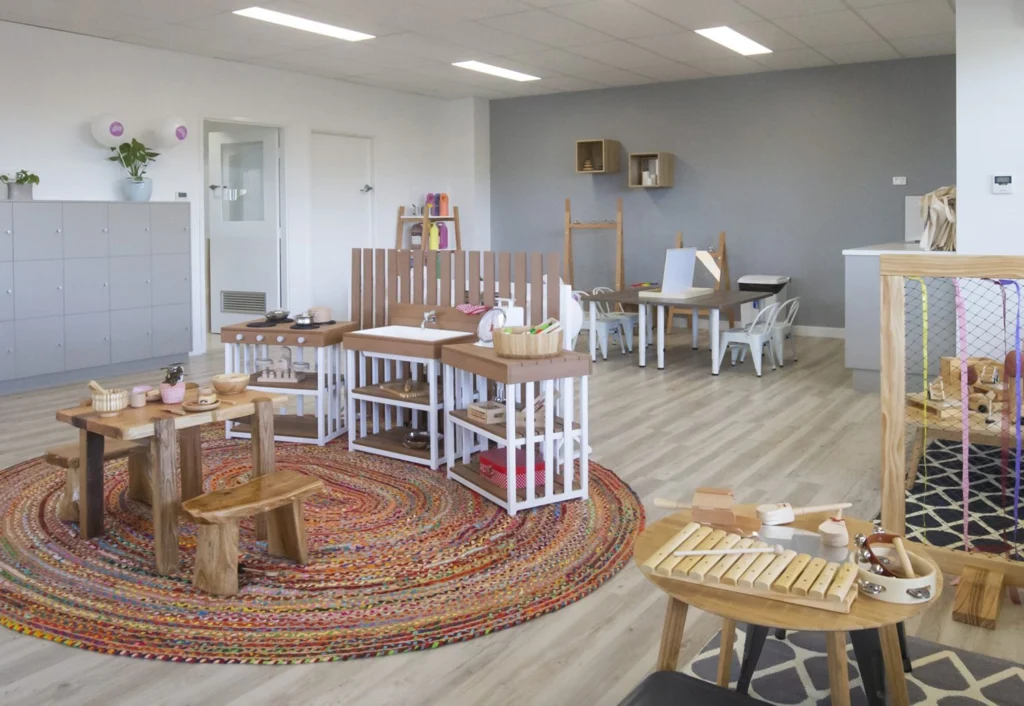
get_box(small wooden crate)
[493,327,563,359]
[468,401,505,425]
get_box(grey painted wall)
[489,56,955,328]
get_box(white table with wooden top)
[582,288,770,373]
[56,388,288,575]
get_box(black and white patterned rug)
[906,439,1024,561]
[684,626,1024,705]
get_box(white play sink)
[355,325,473,342]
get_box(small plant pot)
[7,183,34,200]
[122,178,153,202]
[160,381,186,404]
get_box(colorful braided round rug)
[0,428,643,664]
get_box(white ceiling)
[0,0,956,99]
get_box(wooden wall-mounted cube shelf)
[629,152,674,188]
[576,139,621,174]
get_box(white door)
[207,124,281,332]
[310,133,373,321]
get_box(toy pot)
[7,183,33,200]
[160,381,186,404]
[122,178,153,202]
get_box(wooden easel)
[668,231,733,330]
[564,197,624,290]
[395,205,462,251]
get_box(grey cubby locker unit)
[0,201,193,393]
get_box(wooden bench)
[181,470,324,596]
[46,438,151,522]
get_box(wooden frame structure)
[395,205,462,251]
[564,197,624,291]
[880,254,1024,602]
[668,231,733,331]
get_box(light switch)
[892,176,907,186]
[993,175,1013,194]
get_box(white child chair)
[771,297,800,367]
[578,288,627,360]
[718,302,783,377]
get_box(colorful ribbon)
[990,279,1022,546]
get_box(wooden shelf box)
[629,152,674,188]
[576,139,621,174]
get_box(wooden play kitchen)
[635,504,940,706]
[220,316,356,445]
[442,342,591,515]
[56,387,287,575]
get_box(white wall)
[0,21,486,353]
[956,0,1024,254]
[444,98,492,250]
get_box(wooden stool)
[46,438,151,522]
[181,470,324,596]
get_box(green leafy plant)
[108,139,159,182]
[0,170,39,185]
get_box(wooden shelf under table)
[449,460,578,502]
[247,372,340,392]
[231,414,319,440]
[352,426,431,460]
[449,409,578,442]
[351,384,435,408]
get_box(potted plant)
[109,139,159,202]
[159,363,187,404]
[1,170,40,200]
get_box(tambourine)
[854,533,938,604]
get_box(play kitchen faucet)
[421,310,437,329]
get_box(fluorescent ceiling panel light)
[452,61,541,82]
[233,7,374,42]
[694,26,771,56]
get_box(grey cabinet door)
[0,203,11,262]
[109,204,151,256]
[63,202,109,258]
[151,254,190,305]
[109,256,151,310]
[14,260,64,319]
[65,312,111,370]
[151,203,189,255]
[110,307,152,363]
[152,304,191,357]
[65,258,110,315]
[15,316,65,377]
[13,202,63,261]
[0,322,13,381]
[0,262,11,321]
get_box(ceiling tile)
[366,32,481,63]
[65,0,252,24]
[548,0,680,39]
[855,0,955,40]
[631,63,711,81]
[419,21,548,54]
[410,0,534,20]
[122,25,292,59]
[890,32,955,57]
[728,21,806,52]
[629,0,761,30]
[689,55,769,76]
[775,10,883,47]
[532,75,608,92]
[297,0,463,33]
[504,48,612,74]
[844,0,921,7]
[256,49,384,76]
[571,67,654,86]
[254,0,403,38]
[0,0,167,38]
[567,40,668,68]
[637,31,735,63]
[480,9,614,47]
[736,0,848,19]
[520,0,591,6]
[818,39,900,63]
[186,10,348,49]
[754,47,833,70]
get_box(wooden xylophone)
[639,522,858,614]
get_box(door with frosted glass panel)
[206,124,281,332]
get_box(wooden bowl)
[492,327,563,359]
[92,389,129,417]
[211,373,249,395]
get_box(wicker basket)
[492,327,563,359]
[92,389,129,417]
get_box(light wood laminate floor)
[0,334,1021,706]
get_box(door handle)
[360,184,374,193]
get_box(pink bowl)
[160,382,186,404]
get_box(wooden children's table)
[56,389,288,575]
[634,507,940,706]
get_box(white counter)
[842,241,956,257]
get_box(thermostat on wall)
[993,175,1013,194]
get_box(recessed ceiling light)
[452,61,541,82]
[695,26,771,56]
[233,7,374,42]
